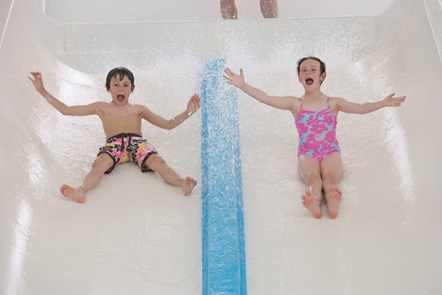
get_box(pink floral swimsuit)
[295,97,340,163]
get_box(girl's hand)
[383,93,406,107]
[186,93,201,116]
[223,68,246,89]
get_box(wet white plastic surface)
[1,0,441,294]
[43,0,395,23]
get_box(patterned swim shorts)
[98,133,158,174]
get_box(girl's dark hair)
[105,67,135,90]
[296,56,326,75]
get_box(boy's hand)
[223,68,246,89]
[28,72,46,94]
[187,93,201,116]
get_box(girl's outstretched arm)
[223,68,296,111]
[336,93,406,114]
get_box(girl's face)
[298,59,326,91]
[108,75,134,106]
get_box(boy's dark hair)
[105,67,135,90]
[296,56,326,76]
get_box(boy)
[29,67,200,203]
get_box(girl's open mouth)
[305,78,314,85]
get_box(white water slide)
[1,0,441,294]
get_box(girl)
[224,56,405,218]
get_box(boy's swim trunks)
[98,132,158,174]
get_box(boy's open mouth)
[305,78,314,85]
[117,94,125,102]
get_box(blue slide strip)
[201,59,247,295]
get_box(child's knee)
[307,173,322,186]
[322,174,338,188]
[146,154,166,170]
[92,154,113,172]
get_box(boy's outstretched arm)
[223,68,295,111]
[141,93,201,130]
[28,72,99,116]
[336,93,406,114]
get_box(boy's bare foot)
[60,184,86,203]
[302,191,322,218]
[326,187,342,219]
[181,177,197,196]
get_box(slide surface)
[1,0,441,294]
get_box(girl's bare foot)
[60,184,86,203]
[326,187,342,219]
[181,177,197,196]
[302,191,322,218]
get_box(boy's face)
[298,59,326,90]
[107,75,134,106]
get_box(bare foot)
[181,177,197,196]
[325,187,342,219]
[60,184,86,203]
[302,191,322,218]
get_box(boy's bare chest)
[100,105,141,122]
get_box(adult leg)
[320,153,343,219]
[145,154,196,196]
[220,0,238,19]
[298,155,323,218]
[60,153,114,203]
[260,0,278,18]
